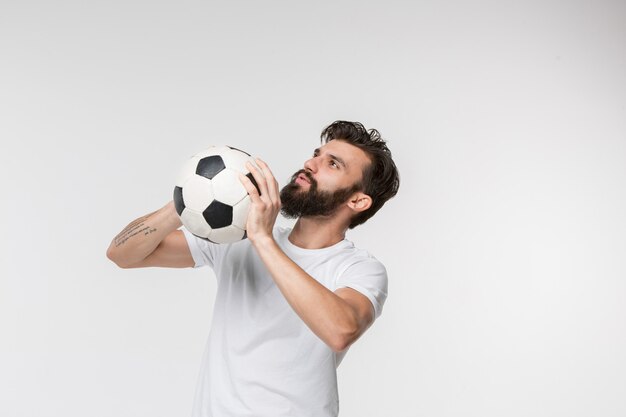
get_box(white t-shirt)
[182,226,388,417]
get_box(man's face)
[280,140,371,219]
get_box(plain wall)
[1,0,625,416]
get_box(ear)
[346,192,372,213]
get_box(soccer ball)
[173,145,260,244]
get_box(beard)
[280,169,361,219]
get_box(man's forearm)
[251,236,358,352]
[106,200,182,267]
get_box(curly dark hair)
[320,120,400,228]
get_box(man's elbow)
[330,339,350,353]
[329,328,359,353]
[106,247,131,269]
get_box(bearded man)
[106,120,400,417]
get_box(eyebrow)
[314,148,347,168]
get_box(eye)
[330,160,338,168]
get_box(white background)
[1,1,625,416]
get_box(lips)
[296,173,310,184]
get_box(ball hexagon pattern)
[203,200,233,229]
[182,176,215,212]
[196,155,226,180]
[173,145,261,244]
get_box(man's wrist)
[162,200,183,229]
[249,233,276,250]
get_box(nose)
[304,155,318,173]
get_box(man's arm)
[106,201,193,269]
[239,159,375,352]
[252,236,374,352]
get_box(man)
[106,120,400,417]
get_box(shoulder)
[330,241,387,282]
[333,243,389,319]
[340,240,386,268]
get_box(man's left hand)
[239,158,281,245]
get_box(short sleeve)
[335,258,388,320]
[181,226,220,269]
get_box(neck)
[288,216,348,249]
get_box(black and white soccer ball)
[173,145,261,244]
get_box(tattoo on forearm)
[114,211,158,247]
